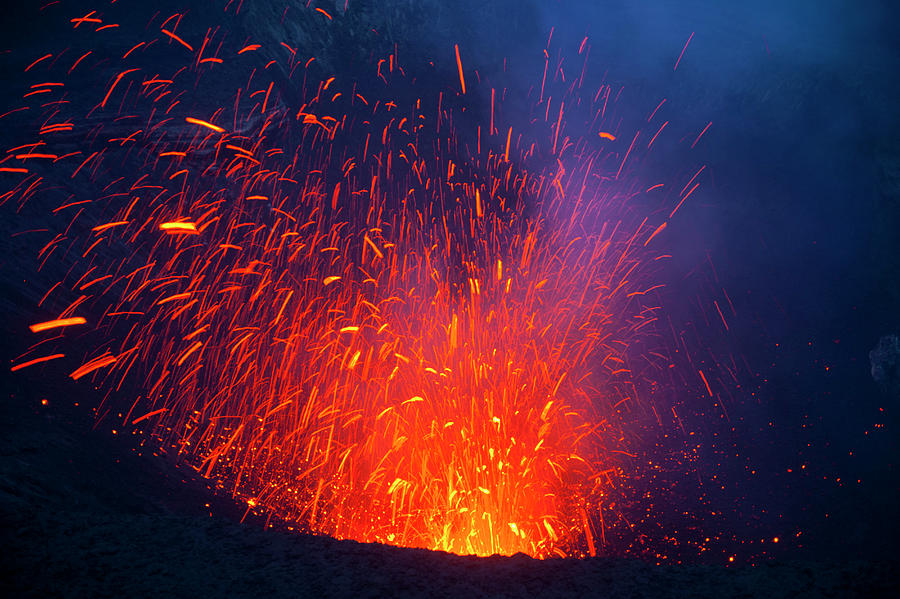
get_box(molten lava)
[6,4,705,559]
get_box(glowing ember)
[5,4,711,559]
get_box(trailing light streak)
[29,317,87,333]
[10,354,65,372]
[159,221,198,233]
[455,44,466,95]
[673,31,694,72]
[161,28,194,52]
[70,353,117,380]
[185,117,226,133]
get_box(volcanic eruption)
[7,1,713,560]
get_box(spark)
[29,317,87,333]
[455,44,466,95]
[10,354,65,372]
[159,221,198,233]
[184,117,226,133]
[70,353,117,380]
[673,31,695,72]
[161,28,194,52]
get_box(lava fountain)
[6,3,707,559]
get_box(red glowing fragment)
[70,353,117,380]
[132,408,168,425]
[161,28,194,52]
[185,117,225,133]
[454,44,466,95]
[29,317,87,333]
[11,354,65,372]
[159,221,198,233]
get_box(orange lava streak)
[131,407,168,425]
[101,69,139,109]
[29,317,87,333]
[698,369,713,397]
[455,44,466,95]
[70,353,117,380]
[161,28,194,52]
[184,117,225,133]
[159,221,198,233]
[10,354,65,372]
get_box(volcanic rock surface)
[2,373,896,598]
